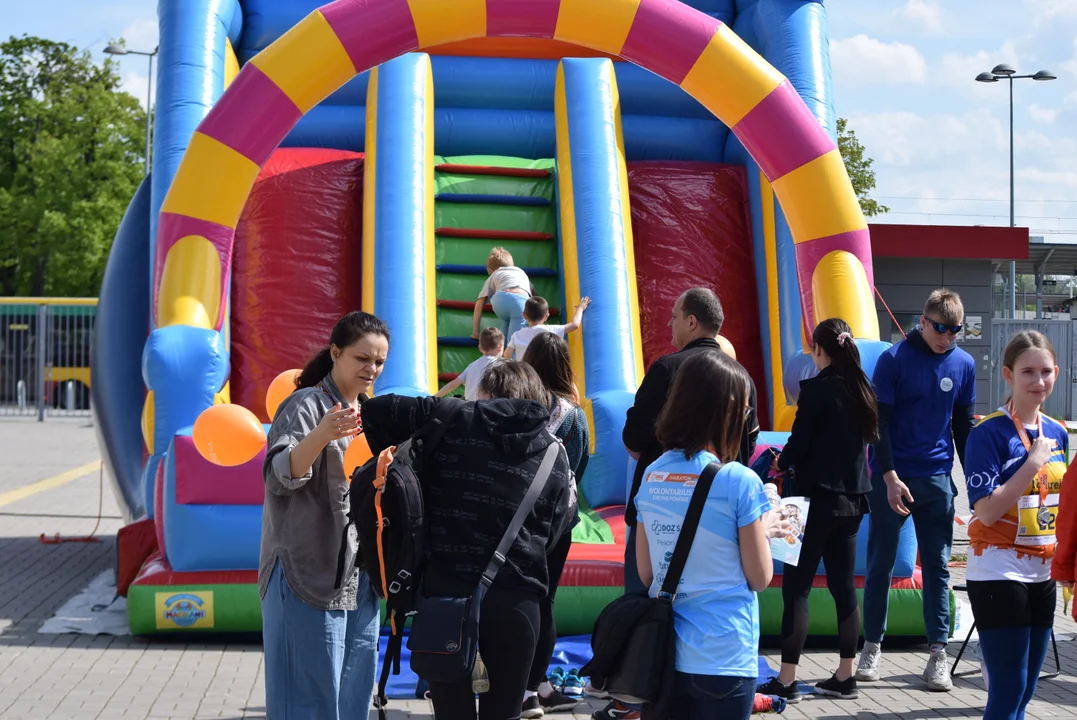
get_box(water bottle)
[472,652,490,694]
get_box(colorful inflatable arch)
[93,0,939,642]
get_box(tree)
[837,117,889,218]
[0,35,145,297]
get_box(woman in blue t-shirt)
[965,330,1068,720]
[634,350,785,719]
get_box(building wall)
[873,257,993,415]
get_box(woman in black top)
[758,318,878,703]
[362,361,573,720]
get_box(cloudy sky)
[3,0,1075,237]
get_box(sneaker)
[583,681,610,699]
[924,647,953,692]
[548,667,566,691]
[856,640,882,681]
[522,695,545,719]
[756,676,801,704]
[815,674,858,699]
[561,669,584,697]
[591,700,642,720]
[538,687,579,713]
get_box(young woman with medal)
[964,331,1069,720]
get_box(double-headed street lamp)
[103,43,159,175]
[975,64,1056,319]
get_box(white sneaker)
[924,647,953,691]
[855,641,882,681]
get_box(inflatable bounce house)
[93,0,944,640]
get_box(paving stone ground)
[2,418,1077,719]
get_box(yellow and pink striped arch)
[153,0,879,342]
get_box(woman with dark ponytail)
[260,311,390,719]
[758,318,878,704]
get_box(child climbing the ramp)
[437,327,504,400]
[966,331,1068,720]
[505,295,591,361]
[473,247,532,341]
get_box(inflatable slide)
[92,0,942,639]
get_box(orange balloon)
[265,369,301,420]
[716,334,737,360]
[344,433,373,479]
[192,404,267,467]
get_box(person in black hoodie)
[757,318,878,704]
[361,360,573,720]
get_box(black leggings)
[781,513,862,665]
[430,588,541,720]
[527,533,572,690]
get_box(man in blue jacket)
[856,289,976,692]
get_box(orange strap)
[374,446,396,633]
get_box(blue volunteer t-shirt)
[870,333,976,477]
[633,450,770,676]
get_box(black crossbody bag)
[582,462,720,709]
[407,442,561,684]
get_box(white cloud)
[1024,0,1077,25]
[1065,90,1077,107]
[1028,104,1058,124]
[831,35,928,85]
[119,69,152,109]
[898,0,944,34]
[1063,38,1077,79]
[107,19,159,109]
[117,19,159,53]
[939,41,1020,87]
[844,111,1077,233]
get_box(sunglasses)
[925,317,962,336]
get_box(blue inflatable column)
[366,53,436,397]
[555,58,644,508]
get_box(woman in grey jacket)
[259,311,389,720]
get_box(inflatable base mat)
[129,556,949,640]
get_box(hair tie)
[837,332,853,347]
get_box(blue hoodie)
[870,328,976,478]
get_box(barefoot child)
[437,328,503,400]
[504,296,591,361]
[472,248,531,341]
[966,331,1068,720]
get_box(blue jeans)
[262,560,380,720]
[863,472,955,645]
[669,673,756,719]
[490,291,528,342]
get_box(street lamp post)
[104,43,158,175]
[976,64,1056,319]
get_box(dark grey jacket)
[258,375,360,610]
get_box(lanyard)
[1008,403,1048,506]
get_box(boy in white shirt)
[437,327,504,400]
[472,248,532,342]
[504,296,591,360]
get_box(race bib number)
[1016,492,1059,546]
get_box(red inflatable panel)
[627,162,770,428]
[231,149,365,422]
[768,566,923,590]
[132,551,258,587]
[561,561,623,588]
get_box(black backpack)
[332,398,464,710]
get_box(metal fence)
[1,299,97,420]
[990,318,1075,421]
